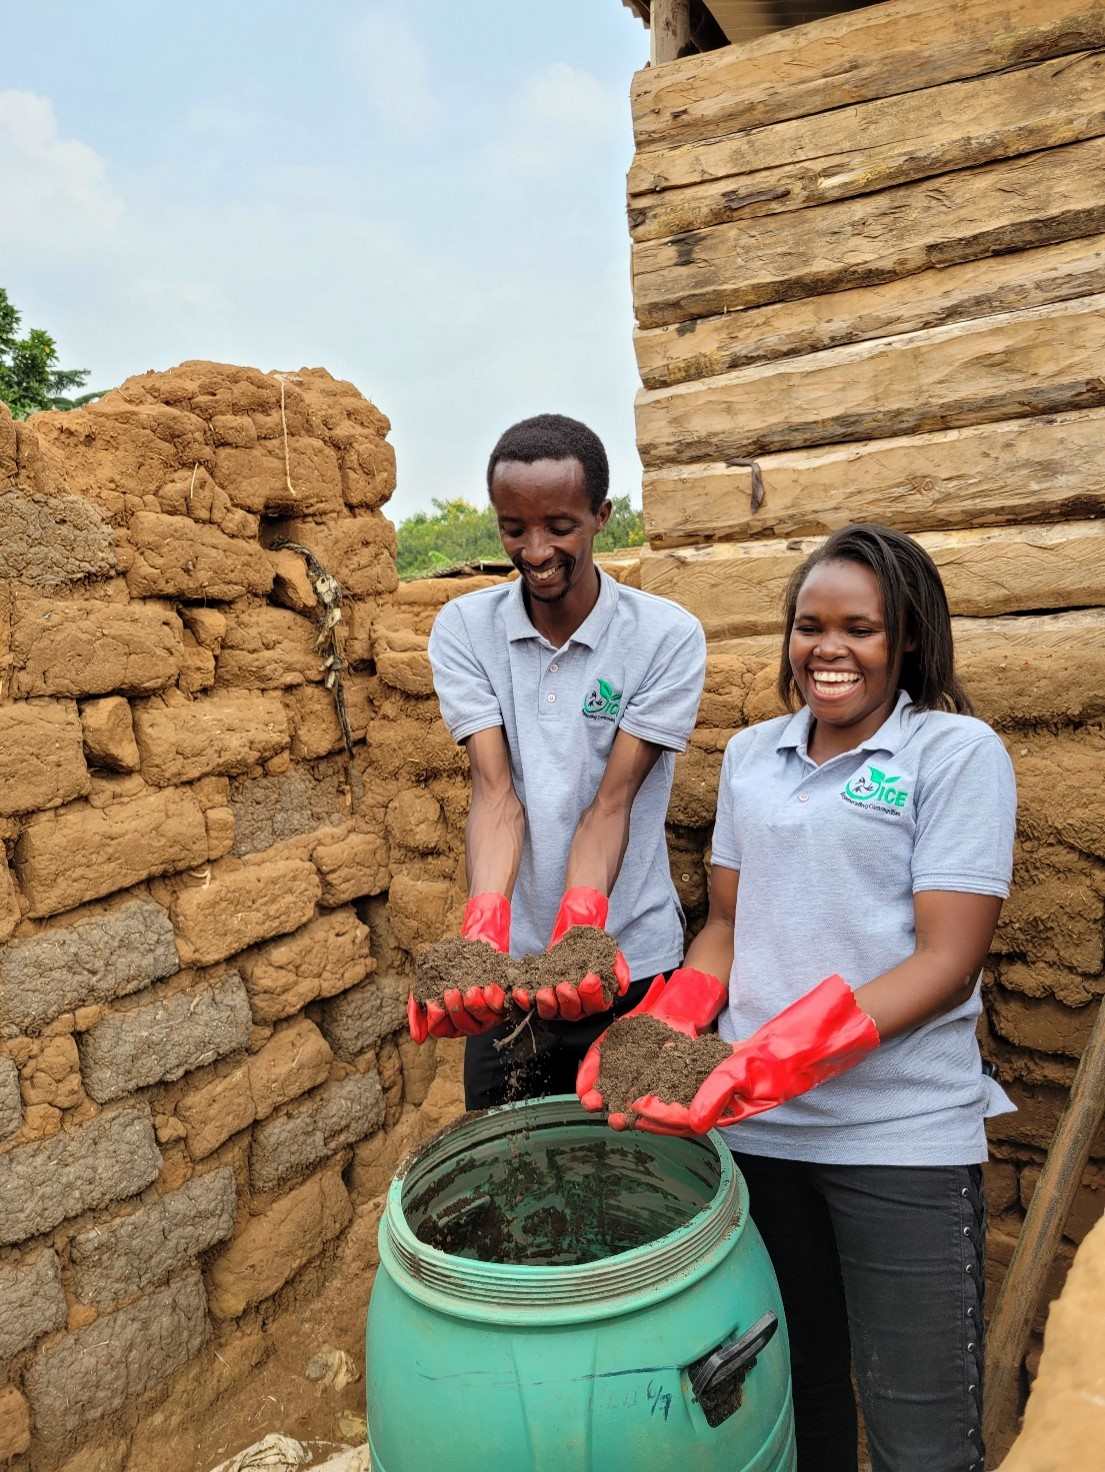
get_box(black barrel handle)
[690,1311,779,1399]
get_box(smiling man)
[421,413,706,1108]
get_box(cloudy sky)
[2,1,649,520]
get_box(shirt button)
[549,662,559,673]
[546,693,556,704]
[798,793,810,803]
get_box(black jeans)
[464,977,653,1109]
[733,1152,986,1472]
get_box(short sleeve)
[709,736,744,873]
[912,734,1016,897]
[427,601,503,745]
[619,618,706,753]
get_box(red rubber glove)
[512,886,631,1022]
[633,975,880,1136]
[576,966,727,1129]
[407,893,511,1044]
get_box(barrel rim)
[380,1094,746,1323]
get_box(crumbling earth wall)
[0,364,474,1472]
[997,1210,1105,1472]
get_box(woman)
[578,524,1016,1472]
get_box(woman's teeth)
[811,671,861,693]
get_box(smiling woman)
[579,520,1017,1471]
[777,523,972,766]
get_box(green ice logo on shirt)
[582,678,623,722]
[842,764,910,812]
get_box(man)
[414,413,706,1109]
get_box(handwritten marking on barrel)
[647,1380,673,1421]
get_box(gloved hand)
[576,966,727,1129]
[512,886,631,1022]
[632,974,880,1136]
[407,893,511,1044]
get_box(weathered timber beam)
[650,0,692,63]
[639,522,1105,639]
[642,407,1105,548]
[635,294,1105,467]
[632,135,1105,328]
[627,50,1105,241]
[631,0,1105,150]
[706,611,1105,730]
[634,236,1105,390]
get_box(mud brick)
[228,762,351,857]
[10,599,182,698]
[177,1069,254,1162]
[70,1168,237,1306]
[170,860,321,967]
[312,827,390,906]
[0,898,179,1032]
[132,692,289,786]
[250,1074,385,1191]
[0,1107,162,1246]
[0,700,89,816]
[318,975,407,1062]
[238,908,371,1022]
[80,695,141,772]
[16,787,208,918]
[215,605,322,688]
[78,974,252,1103]
[0,487,115,587]
[24,1271,209,1441]
[0,1055,20,1139]
[206,1166,352,1319]
[0,1388,30,1461]
[0,1250,67,1360]
[268,513,398,598]
[125,511,273,600]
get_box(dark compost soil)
[410,1136,704,1265]
[410,936,512,1004]
[597,1013,733,1118]
[527,926,619,1004]
[412,925,618,1009]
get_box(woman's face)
[788,559,899,736]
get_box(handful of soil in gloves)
[597,1013,734,1121]
[412,926,620,1011]
[410,936,513,1006]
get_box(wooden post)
[650,0,692,64]
[985,997,1105,1464]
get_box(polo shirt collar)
[504,567,619,649]
[776,689,914,759]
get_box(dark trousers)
[464,977,653,1109]
[733,1152,986,1472]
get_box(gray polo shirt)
[428,570,706,976]
[711,691,1017,1165]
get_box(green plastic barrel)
[366,1095,796,1471]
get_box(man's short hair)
[486,413,609,513]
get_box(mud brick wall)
[624,0,1105,1399]
[0,364,471,1472]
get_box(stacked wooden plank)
[629,0,1105,636]
[629,0,1105,1381]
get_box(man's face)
[490,457,610,604]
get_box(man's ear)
[595,498,612,532]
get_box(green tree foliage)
[0,288,97,419]
[396,494,645,580]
